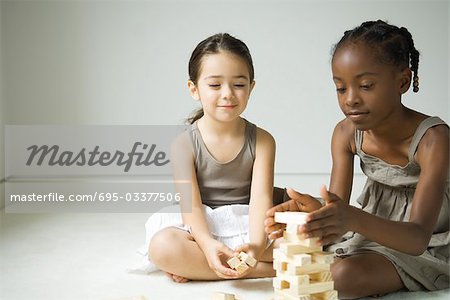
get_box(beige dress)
[138,119,258,273]
[327,116,450,291]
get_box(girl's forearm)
[182,207,213,249]
[350,205,430,255]
[249,199,272,258]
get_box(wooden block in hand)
[275,212,308,225]
[283,231,320,247]
[238,251,257,267]
[235,261,250,274]
[226,256,241,269]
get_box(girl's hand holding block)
[226,251,257,275]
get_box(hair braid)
[333,20,421,93]
[399,27,420,92]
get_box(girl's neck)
[366,105,424,144]
[197,115,245,137]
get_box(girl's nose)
[222,84,234,99]
[345,89,360,106]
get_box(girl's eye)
[208,84,220,88]
[361,83,373,90]
[336,87,346,93]
[234,84,246,88]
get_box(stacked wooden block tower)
[273,212,338,300]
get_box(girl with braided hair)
[265,20,449,298]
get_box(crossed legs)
[148,227,275,282]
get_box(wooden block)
[275,212,308,225]
[292,254,312,266]
[311,252,334,264]
[235,261,249,274]
[290,281,334,295]
[286,263,330,275]
[226,256,241,269]
[273,259,288,272]
[276,272,310,286]
[285,223,299,234]
[275,249,315,269]
[238,251,257,267]
[274,289,311,300]
[309,271,333,283]
[280,242,322,255]
[312,290,338,300]
[212,292,235,300]
[283,232,320,247]
[273,277,290,289]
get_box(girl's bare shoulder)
[255,126,275,147]
[333,118,356,153]
[418,123,449,154]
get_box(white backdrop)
[1,0,449,204]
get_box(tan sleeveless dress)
[139,119,258,273]
[327,116,450,291]
[189,119,256,208]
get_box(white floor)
[0,212,448,300]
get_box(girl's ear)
[399,68,412,94]
[249,80,256,94]
[187,80,200,100]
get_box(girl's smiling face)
[188,50,255,123]
[332,43,411,130]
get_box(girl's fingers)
[234,243,250,254]
[306,205,334,222]
[216,264,239,277]
[306,225,335,238]
[264,222,285,234]
[319,185,340,204]
[219,245,236,258]
[318,233,339,246]
[319,185,331,204]
[266,199,296,217]
[286,188,304,201]
[301,215,332,232]
[264,217,276,227]
[211,256,237,277]
[268,229,283,240]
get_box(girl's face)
[331,43,411,131]
[188,51,255,123]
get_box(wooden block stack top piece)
[272,212,338,300]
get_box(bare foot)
[164,272,190,283]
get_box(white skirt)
[131,204,250,274]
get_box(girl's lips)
[346,111,369,121]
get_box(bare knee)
[332,258,369,299]
[148,229,184,270]
[331,254,403,299]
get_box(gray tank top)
[188,119,257,209]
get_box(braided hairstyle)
[333,20,420,92]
